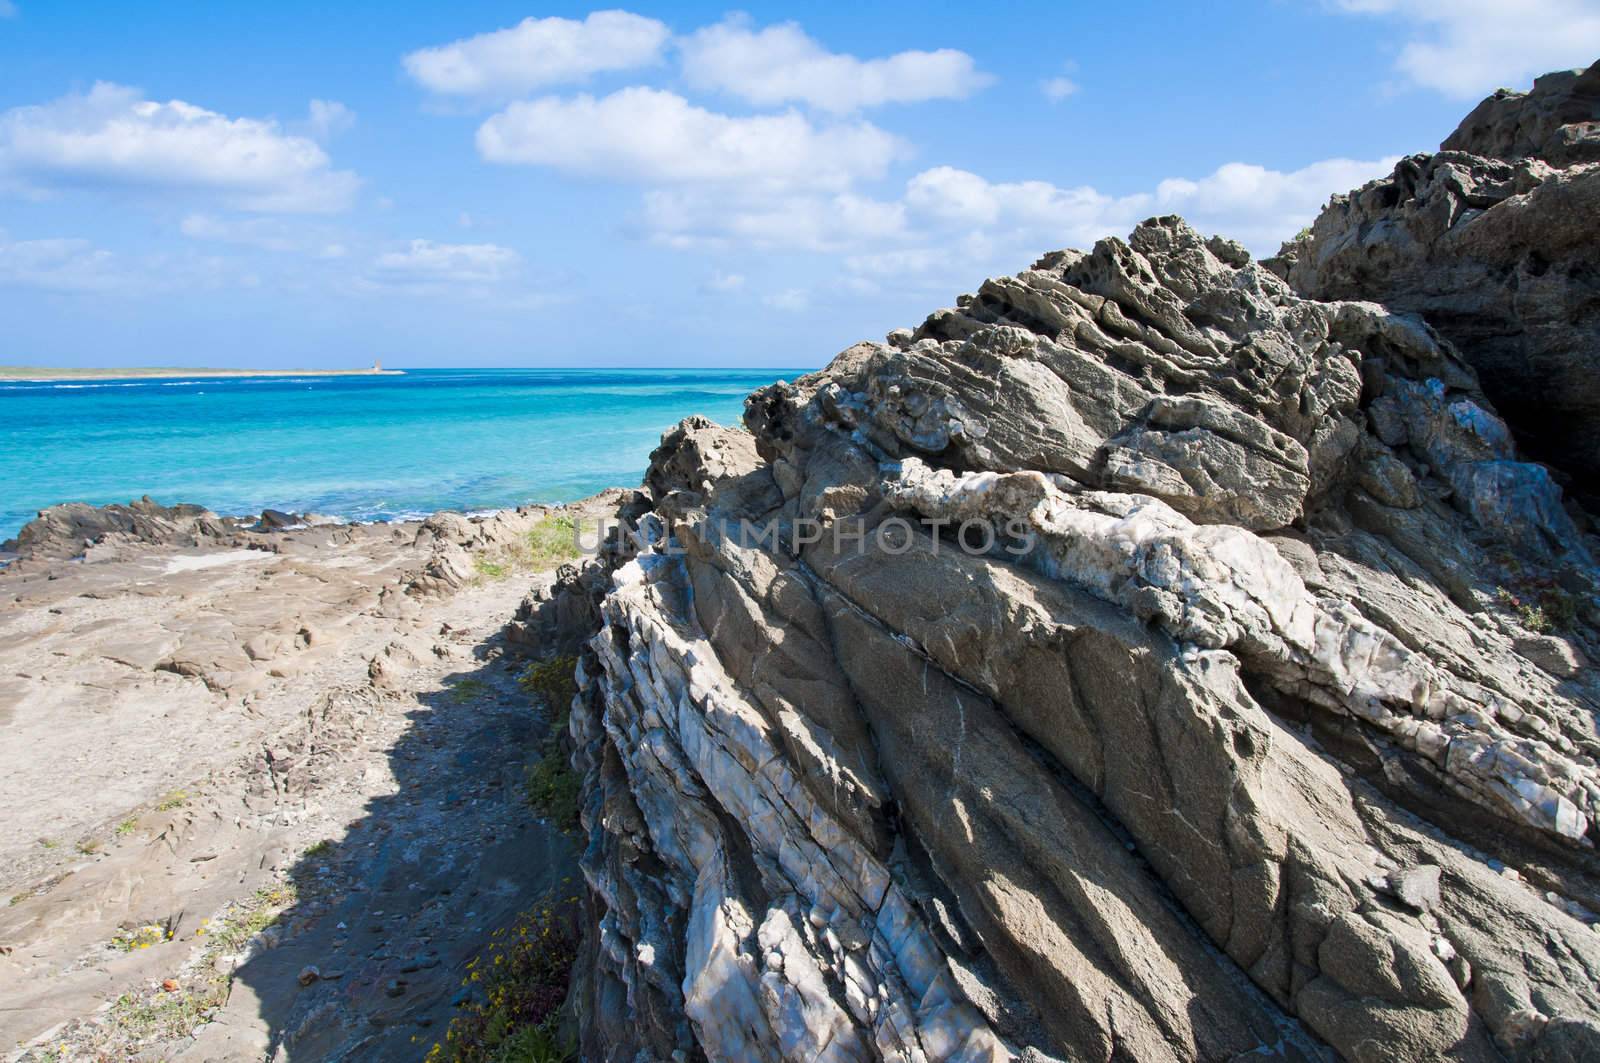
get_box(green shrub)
[517,656,581,832]
[518,657,577,708]
[423,897,580,1063]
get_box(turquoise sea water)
[0,368,801,542]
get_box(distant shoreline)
[0,366,404,382]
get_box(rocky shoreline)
[4,60,1600,1063]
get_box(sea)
[0,368,803,542]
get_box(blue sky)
[1,1,1596,368]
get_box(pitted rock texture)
[563,213,1600,1062]
[1274,61,1600,500]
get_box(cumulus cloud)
[902,156,1397,256]
[403,10,669,96]
[478,87,907,189]
[371,239,520,285]
[904,165,1146,240]
[0,83,359,212]
[0,231,124,291]
[679,16,990,113]
[1329,0,1600,98]
[1151,156,1400,249]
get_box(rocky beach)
[3,57,1599,1063]
[0,497,615,1059]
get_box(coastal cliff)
[541,68,1600,1062]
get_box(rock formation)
[550,205,1600,1061]
[1273,61,1600,503]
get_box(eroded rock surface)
[1274,61,1600,499]
[561,215,1600,1061]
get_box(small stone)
[1391,865,1442,912]
[161,979,180,992]
[385,979,406,998]
[297,965,320,986]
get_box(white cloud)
[1041,76,1079,103]
[1328,0,1600,98]
[679,16,990,113]
[478,87,907,189]
[900,155,1398,259]
[0,83,359,212]
[905,165,1146,241]
[703,270,745,292]
[1151,156,1400,249]
[763,287,809,312]
[403,10,669,96]
[0,231,123,291]
[301,99,355,142]
[371,239,520,285]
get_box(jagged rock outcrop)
[0,496,233,561]
[1274,61,1600,501]
[559,213,1600,1062]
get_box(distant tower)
[373,359,382,372]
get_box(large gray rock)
[2,496,232,560]
[564,213,1600,1061]
[1274,61,1600,501]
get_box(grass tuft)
[449,677,491,704]
[526,514,581,568]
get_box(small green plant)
[114,817,139,837]
[76,839,101,856]
[449,677,491,704]
[105,980,228,1045]
[525,755,582,833]
[37,838,58,850]
[423,897,580,1063]
[304,838,334,858]
[474,555,509,579]
[157,790,189,811]
[203,881,298,952]
[111,923,171,952]
[1293,225,1312,241]
[1497,584,1577,634]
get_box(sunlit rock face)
[1275,61,1600,504]
[552,207,1600,1061]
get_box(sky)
[1,1,1597,369]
